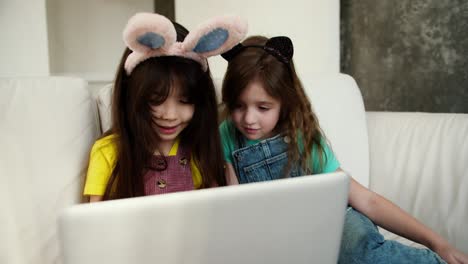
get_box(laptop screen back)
[59,171,349,264]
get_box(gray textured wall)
[341,1,468,112]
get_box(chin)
[157,134,178,142]
[244,134,262,141]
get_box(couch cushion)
[367,111,468,253]
[0,77,100,263]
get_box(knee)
[340,209,383,255]
[341,218,370,253]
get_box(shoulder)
[90,134,118,163]
[84,134,119,196]
[93,133,118,147]
[219,119,234,133]
[219,120,238,163]
[92,134,118,153]
[297,131,327,150]
[317,136,333,153]
[219,120,238,141]
[312,136,340,173]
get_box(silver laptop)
[58,171,349,264]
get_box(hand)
[433,241,468,264]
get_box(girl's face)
[151,84,194,151]
[231,80,281,140]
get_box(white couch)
[0,77,100,264]
[1,74,466,264]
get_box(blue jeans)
[339,207,446,264]
[231,135,447,263]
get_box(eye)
[233,103,243,109]
[179,97,192,104]
[149,97,163,106]
[258,105,270,111]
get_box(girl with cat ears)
[83,13,247,201]
[219,35,468,264]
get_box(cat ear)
[220,43,244,61]
[182,15,247,58]
[122,12,176,53]
[264,36,294,63]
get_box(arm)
[88,195,103,202]
[347,173,468,263]
[83,136,116,202]
[225,163,239,185]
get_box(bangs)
[166,57,208,106]
[169,65,198,104]
[130,56,206,106]
[147,78,171,106]
[223,47,290,113]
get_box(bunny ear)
[182,15,248,58]
[123,12,176,53]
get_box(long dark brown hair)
[102,22,225,200]
[222,35,326,175]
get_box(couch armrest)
[0,77,101,263]
[366,111,468,253]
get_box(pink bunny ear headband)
[123,13,248,75]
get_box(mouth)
[243,127,259,135]
[156,124,179,135]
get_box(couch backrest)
[301,74,369,186]
[97,73,369,186]
[0,77,100,264]
[367,111,468,252]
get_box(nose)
[154,101,176,120]
[243,108,256,125]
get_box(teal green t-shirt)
[219,120,340,174]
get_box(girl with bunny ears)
[83,13,247,202]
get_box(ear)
[182,15,247,58]
[221,43,244,61]
[265,36,294,63]
[122,12,176,53]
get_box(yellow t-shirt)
[83,134,202,196]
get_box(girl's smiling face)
[150,84,194,153]
[231,80,281,141]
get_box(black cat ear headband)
[221,36,294,64]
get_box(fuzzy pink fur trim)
[123,13,247,75]
[123,13,176,53]
[183,15,248,57]
[125,43,207,74]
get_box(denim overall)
[231,134,446,264]
[232,134,302,183]
[143,146,194,195]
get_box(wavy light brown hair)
[222,35,326,175]
[102,23,225,200]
